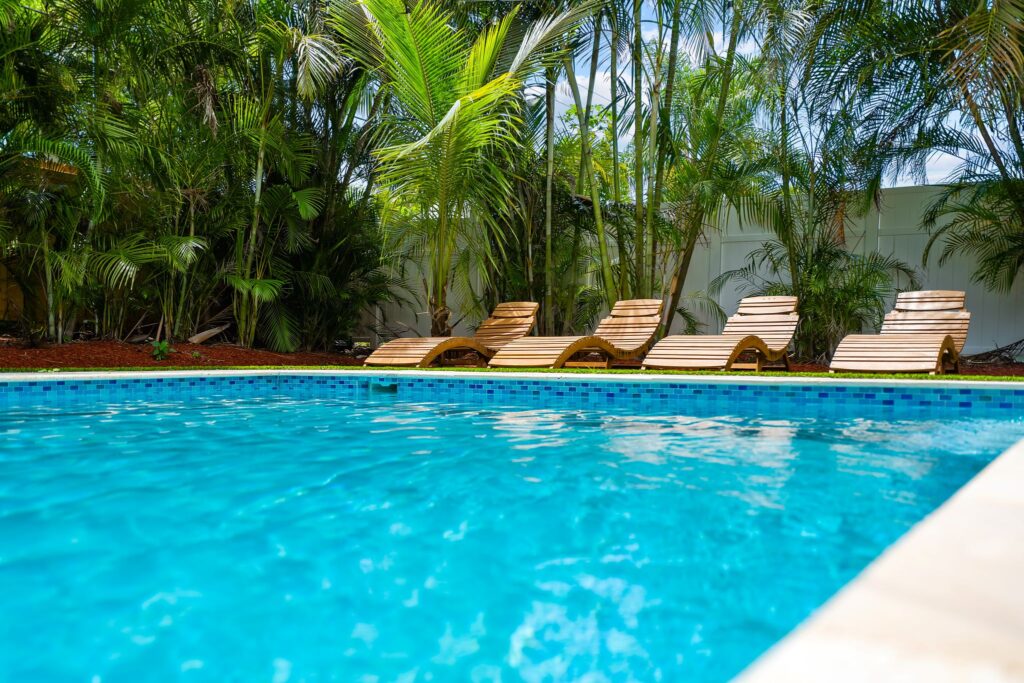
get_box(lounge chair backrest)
[474,301,540,349]
[881,290,970,352]
[722,296,799,349]
[594,299,663,349]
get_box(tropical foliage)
[1,0,1020,359]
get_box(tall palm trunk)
[649,0,683,296]
[632,0,645,295]
[610,19,629,298]
[544,68,556,334]
[565,57,616,305]
[577,14,603,191]
[430,175,453,336]
[236,128,266,347]
[779,81,799,295]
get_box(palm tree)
[660,31,766,333]
[332,0,590,335]
[809,0,1024,291]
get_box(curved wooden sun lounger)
[488,299,663,368]
[364,302,539,367]
[830,290,970,374]
[642,296,799,371]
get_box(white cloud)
[925,152,961,184]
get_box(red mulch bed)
[789,361,1024,376]
[2,339,1022,375]
[0,339,362,369]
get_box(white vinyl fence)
[364,185,1024,355]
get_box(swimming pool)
[2,372,1023,682]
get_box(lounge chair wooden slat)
[880,311,970,351]
[489,300,663,368]
[491,301,543,318]
[365,302,539,367]
[735,296,799,316]
[892,290,966,311]
[830,291,969,374]
[609,299,663,317]
[642,296,799,371]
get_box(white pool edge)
[738,437,1024,682]
[2,366,1024,391]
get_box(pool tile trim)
[2,369,1024,418]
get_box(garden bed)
[0,339,360,369]
[2,339,1022,377]
[789,361,1024,376]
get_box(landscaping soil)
[0,339,362,369]
[1,338,1023,376]
[789,361,1024,376]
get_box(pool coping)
[4,368,1023,679]
[3,366,1024,391]
[738,438,1024,682]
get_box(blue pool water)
[2,378,1023,682]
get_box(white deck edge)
[738,437,1024,682]
[1,367,1023,391]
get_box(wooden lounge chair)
[487,299,663,368]
[364,302,539,367]
[829,290,970,374]
[642,296,799,371]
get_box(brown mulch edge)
[2,339,1022,377]
[0,339,362,369]
[789,361,1024,377]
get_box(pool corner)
[737,437,1024,682]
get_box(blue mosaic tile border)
[386,376,1024,419]
[0,374,368,409]
[1,372,1023,419]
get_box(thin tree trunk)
[564,57,617,305]
[578,14,603,192]
[1002,88,1024,166]
[341,87,386,192]
[430,203,452,336]
[238,131,266,347]
[632,0,645,295]
[41,228,55,342]
[779,83,798,294]
[544,69,556,334]
[961,85,1024,226]
[610,20,629,298]
[650,0,683,296]
[643,81,660,299]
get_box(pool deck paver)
[739,437,1024,682]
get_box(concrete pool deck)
[739,437,1024,682]
[3,368,1023,680]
